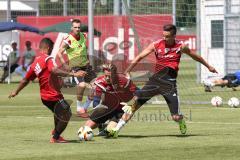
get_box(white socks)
[77,100,84,111]
[83,97,92,110]
[203,79,215,87]
[115,119,126,131]
[77,97,92,111]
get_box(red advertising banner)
[18,15,196,71]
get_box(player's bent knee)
[66,113,72,121]
[77,95,83,100]
[78,82,86,88]
[62,108,72,121]
[55,99,72,122]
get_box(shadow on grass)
[23,139,98,144]
[67,139,102,144]
[67,140,81,143]
[117,134,207,139]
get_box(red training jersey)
[153,39,183,73]
[25,53,63,101]
[94,74,136,110]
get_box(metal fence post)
[88,0,94,67]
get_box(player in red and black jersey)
[110,24,218,136]
[81,63,136,136]
[8,38,86,143]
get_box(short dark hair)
[71,19,81,25]
[25,41,31,46]
[11,41,17,45]
[39,38,54,55]
[163,24,177,35]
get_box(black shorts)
[71,65,96,84]
[4,64,19,73]
[136,67,180,115]
[222,74,237,87]
[90,107,124,124]
[222,74,236,82]
[41,99,72,119]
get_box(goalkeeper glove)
[120,102,134,114]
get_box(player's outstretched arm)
[47,56,86,78]
[181,45,218,73]
[56,43,71,71]
[8,78,30,98]
[51,67,86,78]
[124,43,155,75]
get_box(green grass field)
[1,59,240,160]
[1,82,240,160]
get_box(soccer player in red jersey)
[109,24,218,136]
[8,38,86,143]
[81,63,136,137]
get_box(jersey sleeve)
[94,85,103,97]
[93,77,107,97]
[116,76,136,102]
[127,80,137,93]
[25,65,37,81]
[119,76,136,92]
[235,71,240,81]
[45,57,56,72]
[153,39,162,49]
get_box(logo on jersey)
[158,48,180,54]
[34,63,42,75]
[105,86,112,91]
[157,48,170,54]
[156,53,174,59]
[164,48,170,54]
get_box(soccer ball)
[77,126,94,141]
[228,97,240,108]
[211,96,223,107]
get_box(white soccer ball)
[211,96,223,107]
[228,97,240,108]
[77,126,94,141]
